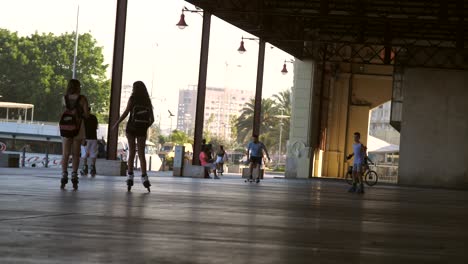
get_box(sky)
[0,0,295,130]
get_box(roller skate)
[245,176,254,183]
[142,174,151,192]
[90,165,96,177]
[80,165,88,176]
[60,171,68,189]
[71,172,79,191]
[126,172,134,192]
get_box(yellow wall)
[319,70,392,178]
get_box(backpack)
[59,95,82,138]
[129,105,153,129]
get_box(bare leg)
[136,137,146,175]
[126,134,136,174]
[352,170,358,184]
[249,161,255,178]
[61,138,72,174]
[71,139,81,173]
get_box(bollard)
[45,147,49,168]
[148,156,152,172]
[21,147,26,167]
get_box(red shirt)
[199,152,208,166]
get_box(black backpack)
[59,95,82,138]
[129,105,153,129]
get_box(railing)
[371,164,399,184]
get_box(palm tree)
[271,89,291,155]
[235,98,279,144]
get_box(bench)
[174,164,210,178]
[0,153,20,168]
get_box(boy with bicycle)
[346,132,367,194]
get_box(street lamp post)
[72,5,80,79]
[278,121,283,166]
[274,111,290,167]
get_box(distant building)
[177,85,254,139]
[120,84,133,114]
[369,101,400,146]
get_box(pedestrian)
[79,107,99,177]
[59,79,89,190]
[246,134,271,183]
[200,144,219,179]
[215,145,228,176]
[346,132,367,194]
[112,81,154,192]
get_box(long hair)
[130,81,152,107]
[66,79,81,95]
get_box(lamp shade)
[176,13,188,29]
[237,40,246,54]
[281,64,288,75]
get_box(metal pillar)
[252,39,266,136]
[192,11,212,165]
[107,0,128,160]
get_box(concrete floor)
[1,168,467,264]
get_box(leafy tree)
[235,90,292,154]
[235,98,279,145]
[271,89,291,154]
[148,124,162,145]
[0,29,110,123]
[170,130,193,145]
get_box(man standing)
[80,107,99,177]
[346,132,367,194]
[246,134,271,183]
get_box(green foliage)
[235,89,291,154]
[0,29,110,122]
[148,124,162,145]
[170,130,193,145]
[235,98,279,144]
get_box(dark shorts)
[126,126,147,138]
[249,156,262,165]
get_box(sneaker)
[255,178,260,183]
[348,185,357,193]
[214,175,220,179]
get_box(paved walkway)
[1,168,467,263]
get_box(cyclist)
[346,132,367,194]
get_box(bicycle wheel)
[345,171,354,185]
[365,170,378,186]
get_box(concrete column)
[252,39,266,136]
[192,11,211,166]
[285,60,317,178]
[399,68,468,189]
[107,0,128,160]
[322,73,351,178]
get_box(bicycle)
[345,161,379,186]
